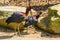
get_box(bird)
[24,12,42,34]
[25,12,42,26]
[6,12,26,36]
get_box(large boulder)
[47,4,60,34]
[37,4,60,34]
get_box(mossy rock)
[37,4,60,34]
[0,18,24,30]
[37,22,47,30]
[47,4,60,34]
[37,14,48,31]
[48,19,60,34]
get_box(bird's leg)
[27,26,29,34]
[13,24,17,36]
[32,25,36,34]
[30,25,36,34]
[17,23,20,36]
[15,27,17,35]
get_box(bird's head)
[20,12,26,17]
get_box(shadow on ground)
[41,31,60,38]
[0,35,13,39]
[0,27,14,39]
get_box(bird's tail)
[6,17,12,24]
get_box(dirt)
[0,26,60,40]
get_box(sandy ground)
[0,27,60,40]
[0,31,60,40]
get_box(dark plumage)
[6,12,26,35]
[24,16,37,27]
[24,12,42,27]
[6,12,25,24]
[24,12,42,34]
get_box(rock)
[47,4,60,34]
[37,14,48,30]
[37,4,60,34]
